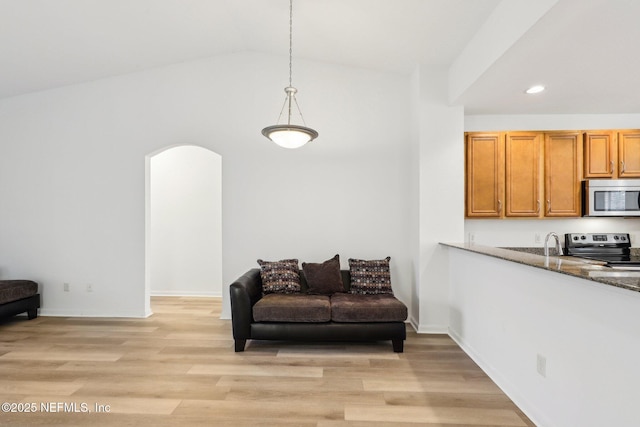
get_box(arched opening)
[144,145,222,315]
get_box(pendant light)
[262,0,318,149]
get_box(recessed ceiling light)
[525,85,546,94]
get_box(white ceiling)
[1,0,639,115]
[458,0,640,114]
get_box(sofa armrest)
[229,269,262,348]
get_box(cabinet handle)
[498,199,502,213]
[537,200,541,213]
[610,160,614,174]
[621,161,626,174]
[547,200,551,214]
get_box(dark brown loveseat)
[0,280,40,321]
[230,268,408,352]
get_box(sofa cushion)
[253,294,331,322]
[330,293,407,322]
[0,280,38,305]
[302,254,344,295]
[348,257,393,295]
[257,259,301,294]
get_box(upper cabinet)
[584,131,615,178]
[505,132,541,217]
[465,131,578,218]
[618,130,640,178]
[465,129,639,219]
[584,130,640,178]
[465,133,504,218]
[544,132,582,217]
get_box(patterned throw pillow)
[257,259,301,294]
[348,257,393,295]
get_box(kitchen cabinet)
[583,131,615,178]
[466,129,640,219]
[544,132,582,217]
[465,131,583,219]
[465,133,504,217]
[505,132,541,217]
[618,130,640,178]
[583,130,640,178]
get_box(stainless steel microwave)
[583,179,640,217]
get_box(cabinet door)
[584,131,615,178]
[618,131,640,178]
[505,133,541,217]
[544,132,582,217]
[466,133,504,217]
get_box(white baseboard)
[150,290,221,297]
[38,308,149,318]
[408,316,420,332]
[415,325,449,334]
[408,315,449,334]
[418,325,449,334]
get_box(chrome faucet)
[544,232,562,256]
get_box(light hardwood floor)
[0,297,534,426]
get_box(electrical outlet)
[535,233,542,244]
[86,284,93,292]
[537,354,546,378]
[468,232,476,244]
[63,283,70,292]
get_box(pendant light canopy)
[262,0,318,149]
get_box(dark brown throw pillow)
[348,256,393,295]
[257,259,301,294]
[302,254,344,295]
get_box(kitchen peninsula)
[443,242,640,427]
[444,243,640,292]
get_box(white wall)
[465,218,640,248]
[408,69,421,328]
[449,247,640,427]
[150,145,222,297]
[464,114,640,247]
[413,66,465,332]
[466,113,640,132]
[0,52,413,318]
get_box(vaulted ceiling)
[1,0,638,114]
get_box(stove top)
[564,233,640,267]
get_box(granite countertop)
[441,242,640,293]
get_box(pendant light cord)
[289,0,293,88]
[288,0,309,126]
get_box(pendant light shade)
[262,123,319,149]
[262,0,318,148]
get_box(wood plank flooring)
[0,297,534,426]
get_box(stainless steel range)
[564,233,640,269]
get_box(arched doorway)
[144,145,222,314]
